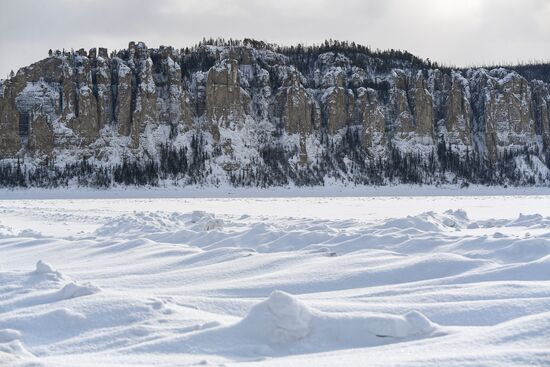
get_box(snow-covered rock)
[1,41,549,187]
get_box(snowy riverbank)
[0,184,550,200]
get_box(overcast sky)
[1,0,549,78]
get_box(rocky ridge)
[0,40,549,187]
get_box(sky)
[1,0,549,78]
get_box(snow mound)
[377,211,468,232]
[34,260,62,280]
[343,309,437,339]
[95,212,178,236]
[472,212,550,230]
[59,282,100,299]
[35,260,56,274]
[33,307,87,326]
[189,211,224,231]
[442,209,470,227]
[234,291,438,347]
[95,211,223,237]
[239,290,312,343]
[403,310,435,335]
[0,224,16,238]
[511,213,545,227]
[18,229,42,237]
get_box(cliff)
[0,40,549,187]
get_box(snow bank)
[1,184,550,201]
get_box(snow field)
[0,197,549,366]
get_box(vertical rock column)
[389,71,435,147]
[131,42,159,146]
[0,81,21,156]
[471,70,536,161]
[27,108,54,154]
[443,72,473,148]
[356,87,385,149]
[113,41,159,146]
[68,54,100,145]
[156,46,193,130]
[321,73,354,134]
[531,81,550,150]
[389,71,415,140]
[93,47,113,131]
[206,59,244,127]
[114,59,133,137]
[409,72,434,140]
[275,70,316,163]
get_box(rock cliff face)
[357,87,385,149]
[206,59,245,126]
[0,81,21,156]
[275,69,317,135]
[28,109,54,154]
[0,40,549,186]
[440,72,473,148]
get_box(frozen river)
[1,192,549,366]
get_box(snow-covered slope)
[1,196,549,366]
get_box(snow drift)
[236,290,437,344]
[0,197,549,366]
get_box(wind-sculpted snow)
[140,290,441,358]
[95,210,223,237]
[0,198,549,366]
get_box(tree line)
[0,130,547,188]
